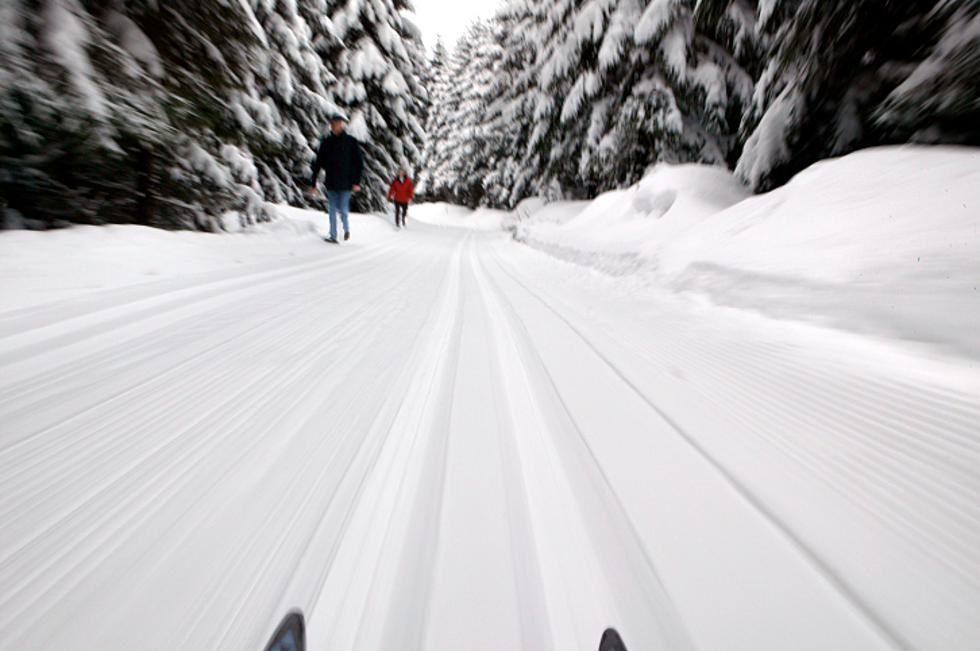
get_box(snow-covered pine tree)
[128,1,272,229]
[442,19,506,207]
[421,31,472,203]
[1,0,166,227]
[520,0,598,198]
[874,1,980,145]
[325,0,427,211]
[246,0,341,209]
[422,20,509,208]
[0,0,270,230]
[415,38,448,199]
[416,38,444,131]
[481,0,552,208]
[736,0,980,191]
[528,0,755,198]
[692,0,762,151]
[402,20,432,164]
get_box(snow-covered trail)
[0,221,977,650]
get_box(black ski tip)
[599,627,628,651]
[264,610,305,651]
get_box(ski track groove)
[550,273,980,584]
[234,239,467,651]
[485,242,918,651]
[469,244,696,650]
[0,256,399,487]
[0,256,410,536]
[2,226,977,650]
[0,304,328,495]
[0,287,407,644]
[0,239,397,344]
[678,359,980,580]
[0,241,440,651]
[298,240,468,651]
[0,244,397,452]
[499,243,980,521]
[184,291,442,651]
[354,241,466,651]
[0,246,347,335]
[18,248,432,648]
[462,241,557,650]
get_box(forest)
[1,0,977,229]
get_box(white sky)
[409,0,502,50]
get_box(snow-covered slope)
[0,208,398,310]
[514,146,980,357]
[411,202,510,231]
[0,147,978,651]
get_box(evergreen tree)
[483,0,552,207]
[421,33,467,203]
[1,1,430,229]
[247,0,342,208]
[875,1,980,143]
[0,0,167,227]
[527,0,756,198]
[325,0,427,211]
[442,20,505,207]
[415,38,448,199]
[0,0,267,230]
[736,0,980,190]
[128,0,271,229]
[5,0,976,227]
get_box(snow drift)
[513,146,980,357]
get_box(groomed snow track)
[1,224,978,650]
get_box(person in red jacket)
[387,168,414,229]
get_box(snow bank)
[0,206,396,311]
[514,163,751,275]
[516,146,980,357]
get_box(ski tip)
[264,610,305,651]
[598,627,628,651]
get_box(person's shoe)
[324,236,338,243]
[344,231,350,241]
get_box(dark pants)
[394,202,408,227]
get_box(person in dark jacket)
[387,168,414,229]
[310,112,363,243]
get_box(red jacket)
[388,176,414,203]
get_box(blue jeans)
[326,190,351,239]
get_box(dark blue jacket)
[311,132,363,191]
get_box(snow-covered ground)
[411,202,510,231]
[1,147,978,650]
[513,145,980,360]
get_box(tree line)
[421,0,979,208]
[2,1,977,229]
[0,0,426,230]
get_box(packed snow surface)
[1,147,978,650]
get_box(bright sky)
[409,0,502,50]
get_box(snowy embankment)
[512,146,980,358]
[0,207,398,311]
